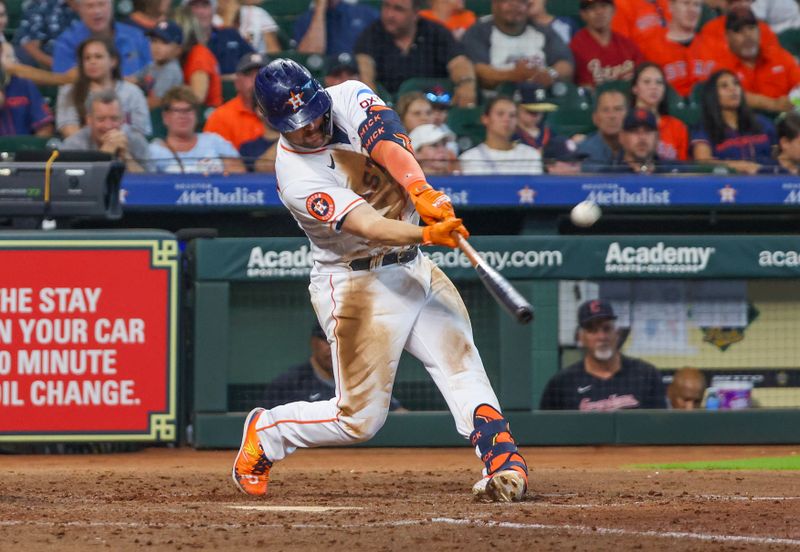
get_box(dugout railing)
[188,235,800,448]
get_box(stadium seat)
[261,0,309,17]
[595,79,631,97]
[778,28,800,60]
[666,83,700,127]
[272,15,298,49]
[396,77,454,100]
[150,108,167,140]
[546,82,594,136]
[447,106,485,152]
[465,0,492,17]
[0,135,51,153]
[39,86,59,110]
[546,0,580,18]
[222,80,237,102]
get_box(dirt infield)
[1,445,799,551]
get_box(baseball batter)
[232,59,528,502]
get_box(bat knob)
[516,306,534,325]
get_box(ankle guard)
[470,405,528,478]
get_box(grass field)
[634,454,800,471]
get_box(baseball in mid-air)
[570,200,602,227]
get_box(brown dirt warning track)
[0,445,799,551]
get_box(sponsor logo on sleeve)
[306,192,335,221]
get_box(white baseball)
[570,200,601,227]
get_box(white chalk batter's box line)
[3,510,798,547]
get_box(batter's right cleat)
[232,407,272,497]
[470,404,528,503]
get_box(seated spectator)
[699,0,781,54]
[239,124,280,172]
[611,0,670,43]
[691,69,777,174]
[409,123,459,175]
[540,299,667,411]
[396,91,433,133]
[458,96,542,175]
[214,0,280,55]
[570,0,645,89]
[637,0,717,97]
[203,52,267,149]
[148,86,245,173]
[0,65,54,136]
[263,322,405,411]
[56,37,151,139]
[53,0,152,78]
[578,87,628,170]
[61,89,148,172]
[140,21,185,109]
[599,108,689,173]
[774,111,800,175]
[512,84,578,168]
[295,0,380,57]
[529,0,579,46]
[125,0,170,32]
[462,0,573,95]
[667,367,707,409]
[630,62,688,160]
[425,83,458,154]
[174,5,223,107]
[354,0,477,106]
[324,63,360,87]
[418,0,476,40]
[182,0,254,76]
[718,6,800,114]
[12,0,79,69]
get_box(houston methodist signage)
[0,232,178,442]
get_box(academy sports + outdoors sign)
[193,236,800,281]
[0,232,179,442]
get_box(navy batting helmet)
[255,59,333,133]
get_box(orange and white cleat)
[232,407,273,496]
[470,404,528,502]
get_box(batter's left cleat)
[470,404,528,503]
[232,407,272,497]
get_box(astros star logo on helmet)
[286,90,305,111]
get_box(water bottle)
[705,387,720,410]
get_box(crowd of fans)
[2,0,800,175]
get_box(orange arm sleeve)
[370,140,427,191]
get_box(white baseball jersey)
[252,78,502,476]
[275,80,419,269]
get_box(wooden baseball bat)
[455,233,534,324]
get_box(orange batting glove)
[407,180,456,225]
[422,218,469,248]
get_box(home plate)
[229,505,363,513]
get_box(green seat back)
[778,28,800,58]
[465,0,492,17]
[396,77,454,100]
[546,0,580,18]
[222,80,237,102]
[546,82,595,135]
[0,135,50,153]
[447,106,485,151]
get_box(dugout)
[188,235,800,449]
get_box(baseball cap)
[146,20,183,45]
[725,6,758,32]
[580,0,614,9]
[409,124,453,149]
[516,83,558,113]
[578,299,617,329]
[236,52,269,74]
[622,108,657,131]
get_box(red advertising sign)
[0,236,178,442]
